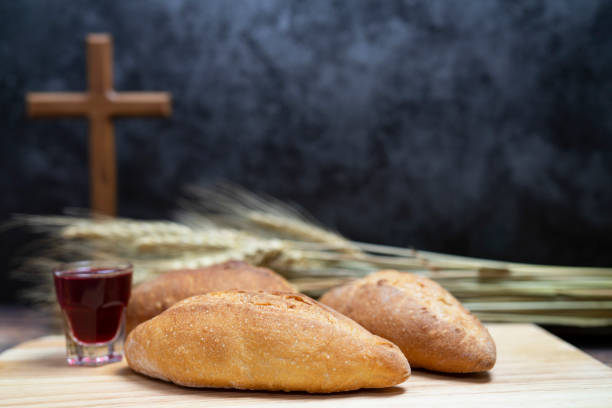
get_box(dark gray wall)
[1,0,611,303]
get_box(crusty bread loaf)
[126,261,295,333]
[319,270,496,373]
[125,290,410,392]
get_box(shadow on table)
[116,366,406,399]
[411,369,492,383]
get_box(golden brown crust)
[319,270,496,373]
[125,290,410,393]
[126,261,295,333]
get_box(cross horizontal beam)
[108,92,172,116]
[26,93,89,116]
[26,92,172,117]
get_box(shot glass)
[53,261,132,366]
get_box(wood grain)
[25,33,171,216]
[1,324,611,407]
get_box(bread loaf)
[125,290,410,392]
[126,261,294,333]
[319,270,496,373]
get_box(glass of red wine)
[53,261,132,366]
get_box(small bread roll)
[125,290,410,393]
[126,261,294,333]
[319,270,496,373]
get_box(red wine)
[54,267,132,344]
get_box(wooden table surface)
[2,324,612,408]
[3,306,610,367]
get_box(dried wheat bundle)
[11,184,612,327]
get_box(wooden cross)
[26,33,172,216]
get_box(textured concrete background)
[1,0,611,302]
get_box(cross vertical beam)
[89,114,116,216]
[87,34,116,215]
[87,34,114,94]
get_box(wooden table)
[2,323,612,407]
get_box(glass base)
[67,353,122,366]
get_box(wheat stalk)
[471,313,612,327]
[134,229,253,253]
[62,220,192,241]
[183,183,358,251]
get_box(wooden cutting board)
[1,324,611,407]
